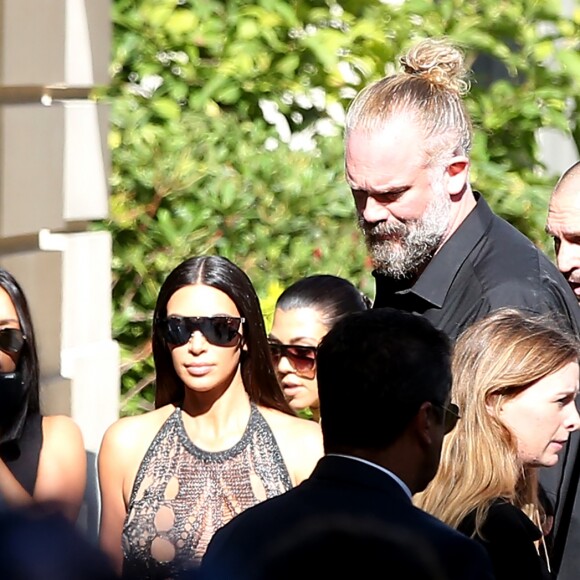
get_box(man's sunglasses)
[434,402,461,434]
[159,316,245,347]
[268,341,317,379]
[0,328,26,355]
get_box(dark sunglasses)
[268,341,317,379]
[434,402,461,434]
[159,316,245,347]
[0,328,26,355]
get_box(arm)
[0,458,34,506]
[34,415,87,521]
[97,421,130,576]
[0,416,86,521]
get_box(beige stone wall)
[0,0,118,465]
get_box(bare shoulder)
[42,414,84,446]
[259,407,322,440]
[100,405,175,456]
[98,405,177,505]
[259,407,323,485]
[40,415,85,470]
[36,415,87,520]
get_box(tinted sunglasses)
[0,328,26,355]
[159,316,245,347]
[268,341,317,379]
[434,402,461,434]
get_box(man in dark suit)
[201,309,494,579]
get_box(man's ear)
[445,156,470,196]
[413,402,439,448]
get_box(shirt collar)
[326,453,412,499]
[374,192,493,309]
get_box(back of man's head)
[317,308,451,453]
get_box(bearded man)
[345,38,580,579]
[346,38,578,341]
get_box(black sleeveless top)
[0,413,43,495]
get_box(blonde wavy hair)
[345,37,472,163]
[415,309,580,537]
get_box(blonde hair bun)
[400,38,470,96]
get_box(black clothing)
[372,192,580,579]
[202,455,495,580]
[373,193,579,341]
[0,371,28,444]
[0,413,42,495]
[459,500,552,580]
[0,507,118,580]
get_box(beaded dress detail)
[121,403,292,579]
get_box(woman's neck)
[179,369,252,450]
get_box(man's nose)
[361,195,391,225]
[556,240,580,275]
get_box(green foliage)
[106,100,369,413]
[104,0,580,414]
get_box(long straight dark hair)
[152,256,293,414]
[0,268,41,441]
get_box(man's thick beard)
[360,190,452,280]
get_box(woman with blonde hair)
[416,308,580,580]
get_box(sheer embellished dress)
[121,403,292,579]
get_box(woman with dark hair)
[0,268,86,520]
[269,275,370,421]
[98,256,322,578]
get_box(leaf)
[558,50,580,83]
[151,98,181,121]
[166,9,198,35]
[107,0,580,413]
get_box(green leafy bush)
[103,0,580,414]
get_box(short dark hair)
[152,255,292,414]
[317,308,451,452]
[0,268,40,444]
[275,275,371,328]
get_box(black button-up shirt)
[373,192,580,341]
[372,192,580,578]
